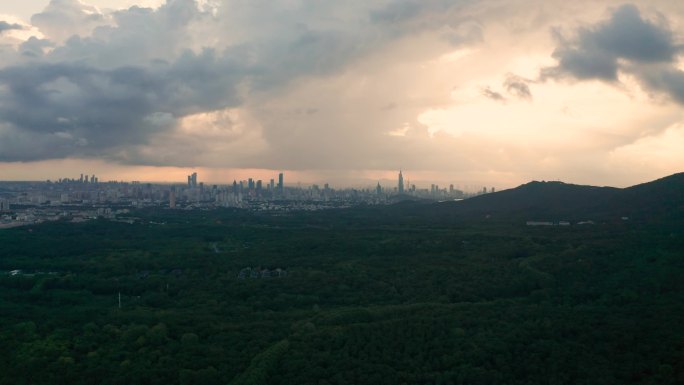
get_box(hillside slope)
[436,172,684,221]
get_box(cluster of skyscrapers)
[0,169,489,216]
[56,173,99,184]
[186,172,285,199]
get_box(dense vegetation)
[1,200,683,384]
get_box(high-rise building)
[187,172,198,188]
[169,190,176,208]
[278,173,284,194]
[398,170,404,194]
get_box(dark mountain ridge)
[436,172,684,221]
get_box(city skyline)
[1,1,684,187]
[14,168,479,193]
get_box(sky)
[0,0,683,189]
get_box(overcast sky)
[1,0,683,189]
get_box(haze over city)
[1,0,684,188]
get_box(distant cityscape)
[0,170,495,228]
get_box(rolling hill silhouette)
[436,172,684,221]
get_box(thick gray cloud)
[19,37,55,58]
[545,4,679,80]
[31,0,110,42]
[544,4,680,80]
[637,67,684,104]
[544,4,684,105]
[0,21,24,33]
[2,0,683,185]
[0,47,248,161]
[0,0,486,166]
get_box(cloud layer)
[544,4,684,104]
[0,20,24,33]
[0,0,683,187]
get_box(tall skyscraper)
[169,190,176,208]
[188,172,198,188]
[398,170,404,194]
[278,173,284,194]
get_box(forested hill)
[1,174,683,384]
[434,172,684,221]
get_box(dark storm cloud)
[637,68,684,104]
[19,37,54,58]
[544,4,679,81]
[544,4,684,104]
[0,0,260,162]
[0,21,23,33]
[0,48,248,161]
[545,47,619,80]
[0,0,490,165]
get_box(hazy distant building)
[398,170,404,194]
[0,199,10,211]
[169,190,176,208]
[278,173,284,195]
[187,172,198,188]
